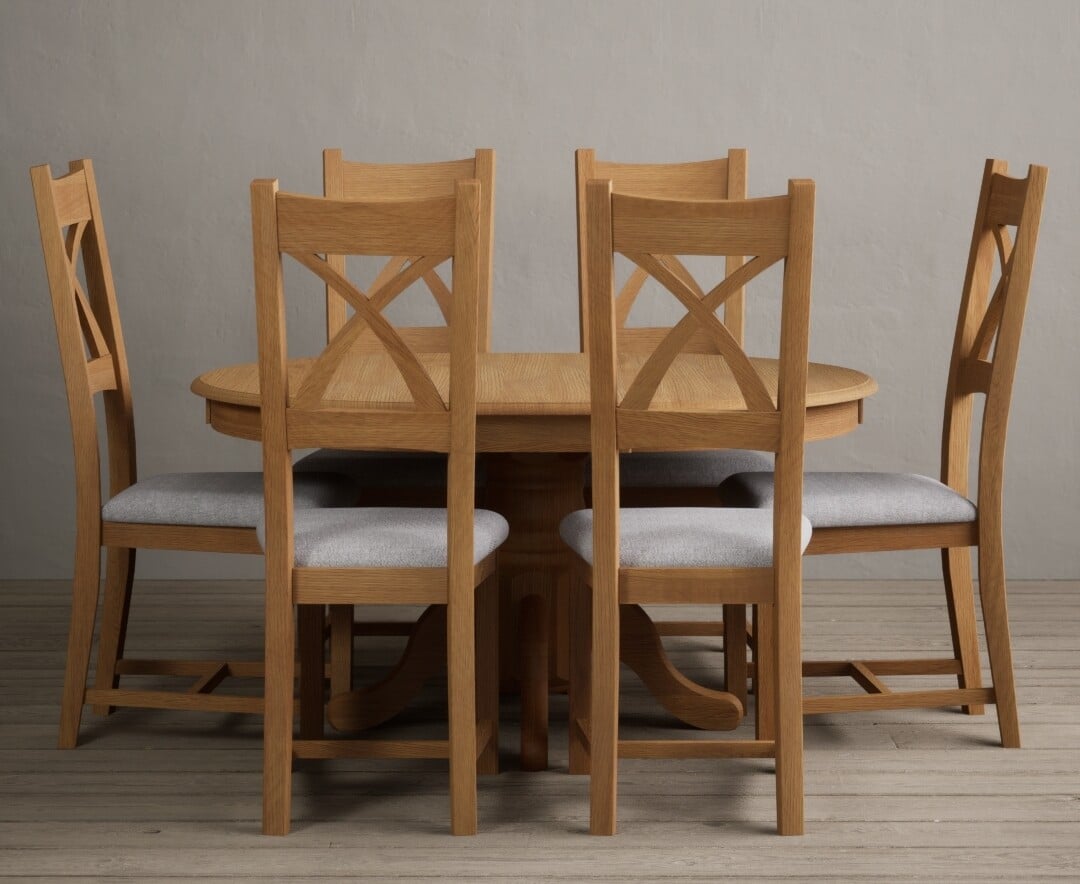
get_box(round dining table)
[192,351,876,769]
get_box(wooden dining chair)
[563,178,816,834]
[30,159,356,749]
[251,177,505,835]
[720,159,1048,747]
[293,149,495,698]
[576,148,772,706]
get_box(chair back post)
[977,164,1048,517]
[770,181,815,830]
[583,177,621,828]
[772,178,815,612]
[30,159,138,528]
[584,178,621,580]
[447,178,483,586]
[445,180,482,801]
[576,148,749,354]
[575,149,598,352]
[72,160,138,501]
[249,176,296,836]
[250,178,295,576]
[322,149,495,351]
[322,149,348,341]
[940,160,1048,507]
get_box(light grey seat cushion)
[585,450,774,489]
[718,472,978,528]
[101,472,358,528]
[559,507,811,569]
[293,449,487,490]
[257,507,510,568]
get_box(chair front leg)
[328,604,354,697]
[568,575,592,775]
[476,573,500,775]
[58,532,102,749]
[941,546,985,715]
[754,603,777,741]
[298,604,326,740]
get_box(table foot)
[620,605,744,730]
[327,605,445,733]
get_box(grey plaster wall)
[1,0,1077,579]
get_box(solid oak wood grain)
[193,353,874,428]
[771,160,1048,745]
[250,177,492,836]
[570,177,817,836]
[319,150,495,704]
[574,149,755,703]
[30,159,269,742]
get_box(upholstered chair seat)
[607,449,774,489]
[102,472,356,527]
[719,471,977,527]
[257,507,509,568]
[560,507,810,569]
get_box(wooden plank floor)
[1,579,1078,881]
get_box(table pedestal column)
[485,453,586,771]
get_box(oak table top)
[191,352,877,449]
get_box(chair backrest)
[323,149,495,352]
[583,178,815,571]
[940,159,1047,512]
[31,159,137,528]
[251,178,482,565]
[576,149,748,354]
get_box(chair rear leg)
[589,588,619,835]
[941,546,985,715]
[263,576,296,835]
[92,546,135,716]
[58,537,101,749]
[448,591,478,835]
[978,533,1020,748]
[773,600,804,835]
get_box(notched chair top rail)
[275,191,458,254]
[611,192,792,256]
[599,184,812,418]
[949,163,1047,401]
[322,149,494,349]
[261,185,467,414]
[30,161,123,397]
[50,167,93,226]
[252,179,481,454]
[332,155,479,200]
